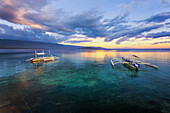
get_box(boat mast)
[43,50,44,58]
[35,50,37,58]
[49,50,50,57]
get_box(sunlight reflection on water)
[0,49,170,113]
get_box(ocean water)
[0,49,170,113]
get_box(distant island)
[0,39,169,51]
[0,39,112,50]
[0,39,78,49]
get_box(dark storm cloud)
[146,31,170,38]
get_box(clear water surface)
[0,49,170,113]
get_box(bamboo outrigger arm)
[111,60,129,66]
[139,62,159,69]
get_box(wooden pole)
[35,50,37,58]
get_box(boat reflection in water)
[0,49,170,113]
[32,60,59,69]
[111,62,138,78]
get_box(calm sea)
[0,49,170,113]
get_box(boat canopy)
[35,52,45,55]
[124,54,139,58]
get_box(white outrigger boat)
[111,54,158,71]
[26,50,59,63]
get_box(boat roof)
[35,52,45,55]
[35,50,45,55]
[124,54,139,58]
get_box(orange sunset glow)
[0,0,170,48]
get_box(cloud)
[0,0,50,30]
[66,10,108,38]
[0,24,66,43]
[103,13,128,27]
[0,1,105,38]
[0,0,74,34]
[139,12,170,23]
[153,41,170,45]
[161,0,170,6]
[64,40,92,43]
[63,9,131,38]
[105,24,163,42]
[146,31,170,38]
[23,8,74,34]
[0,0,129,42]
[165,22,170,28]
[115,37,129,44]
[108,25,131,34]
[166,22,170,25]
[0,0,169,45]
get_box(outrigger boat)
[26,50,59,63]
[111,54,158,71]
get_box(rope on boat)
[17,85,33,113]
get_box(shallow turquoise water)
[0,49,170,113]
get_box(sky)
[0,0,170,49]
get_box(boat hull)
[123,63,138,71]
[31,57,55,62]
